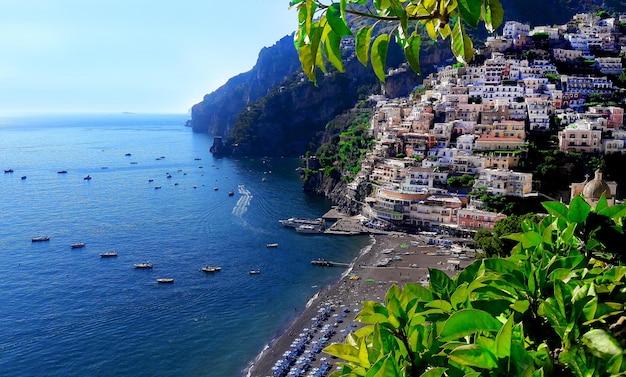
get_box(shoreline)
[244,232,475,377]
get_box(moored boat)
[71,242,86,248]
[156,278,174,284]
[278,217,325,228]
[134,262,153,269]
[295,224,325,234]
[100,251,118,258]
[31,236,50,242]
[201,266,221,272]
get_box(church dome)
[582,170,611,201]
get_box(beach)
[245,231,475,377]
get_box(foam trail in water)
[232,184,252,217]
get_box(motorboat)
[4,168,13,173]
[57,170,68,174]
[295,224,324,234]
[83,175,92,180]
[71,242,86,249]
[100,251,118,258]
[156,278,174,284]
[249,269,261,275]
[266,243,279,248]
[31,236,50,242]
[21,176,26,180]
[278,217,325,228]
[228,191,234,196]
[201,266,221,273]
[134,262,153,269]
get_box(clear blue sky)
[0,1,297,115]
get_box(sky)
[0,1,298,115]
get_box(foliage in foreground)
[325,195,626,376]
[289,0,503,84]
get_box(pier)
[310,259,350,267]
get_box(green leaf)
[371,34,389,82]
[324,29,345,72]
[429,268,455,300]
[542,201,569,221]
[582,329,623,359]
[448,344,499,369]
[484,0,504,33]
[355,26,373,67]
[450,17,474,64]
[495,315,513,358]
[439,309,502,341]
[568,195,591,224]
[370,354,400,377]
[324,343,362,364]
[419,367,448,377]
[457,0,482,28]
[327,3,353,37]
[404,33,422,75]
[598,204,626,220]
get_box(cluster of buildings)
[339,12,626,234]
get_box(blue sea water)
[0,114,369,377]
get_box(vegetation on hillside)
[304,105,375,183]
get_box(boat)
[21,176,26,180]
[154,186,162,189]
[57,170,68,174]
[31,236,50,242]
[201,266,221,273]
[278,217,325,228]
[261,177,267,182]
[4,168,13,173]
[249,269,261,275]
[228,191,234,196]
[125,153,132,156]
[100,251,118,258]
[156,278,174,283]
[83,175,92,180]
[295,224,325,234]
[266,243,279,248]
[70,242,86,249]
[134,262,153,269]
[214,187,219,191]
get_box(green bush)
[326,195,626,377]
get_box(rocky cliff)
[190,35,301,135]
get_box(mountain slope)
[189,0,621,156]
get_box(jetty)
[310,259,350,267]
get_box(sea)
[0,113,369,377]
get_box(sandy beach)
[244,231,475,377]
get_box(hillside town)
[324,12,626,236]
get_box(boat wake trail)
[232,184,252,217]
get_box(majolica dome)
[582,170,611,201]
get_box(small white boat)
[266,243,279,248]
[201,266,221,273]
[71,242,86,249]
[134,262,153,269]
[295,224,324,234]
[156,278,174,284]
[100,251,118,258]
[249,269,261,275]
[31,236,50,242]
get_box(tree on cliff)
[289,0,503,84]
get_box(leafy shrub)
[326,195,626,377]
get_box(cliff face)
[190,35,301,135]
